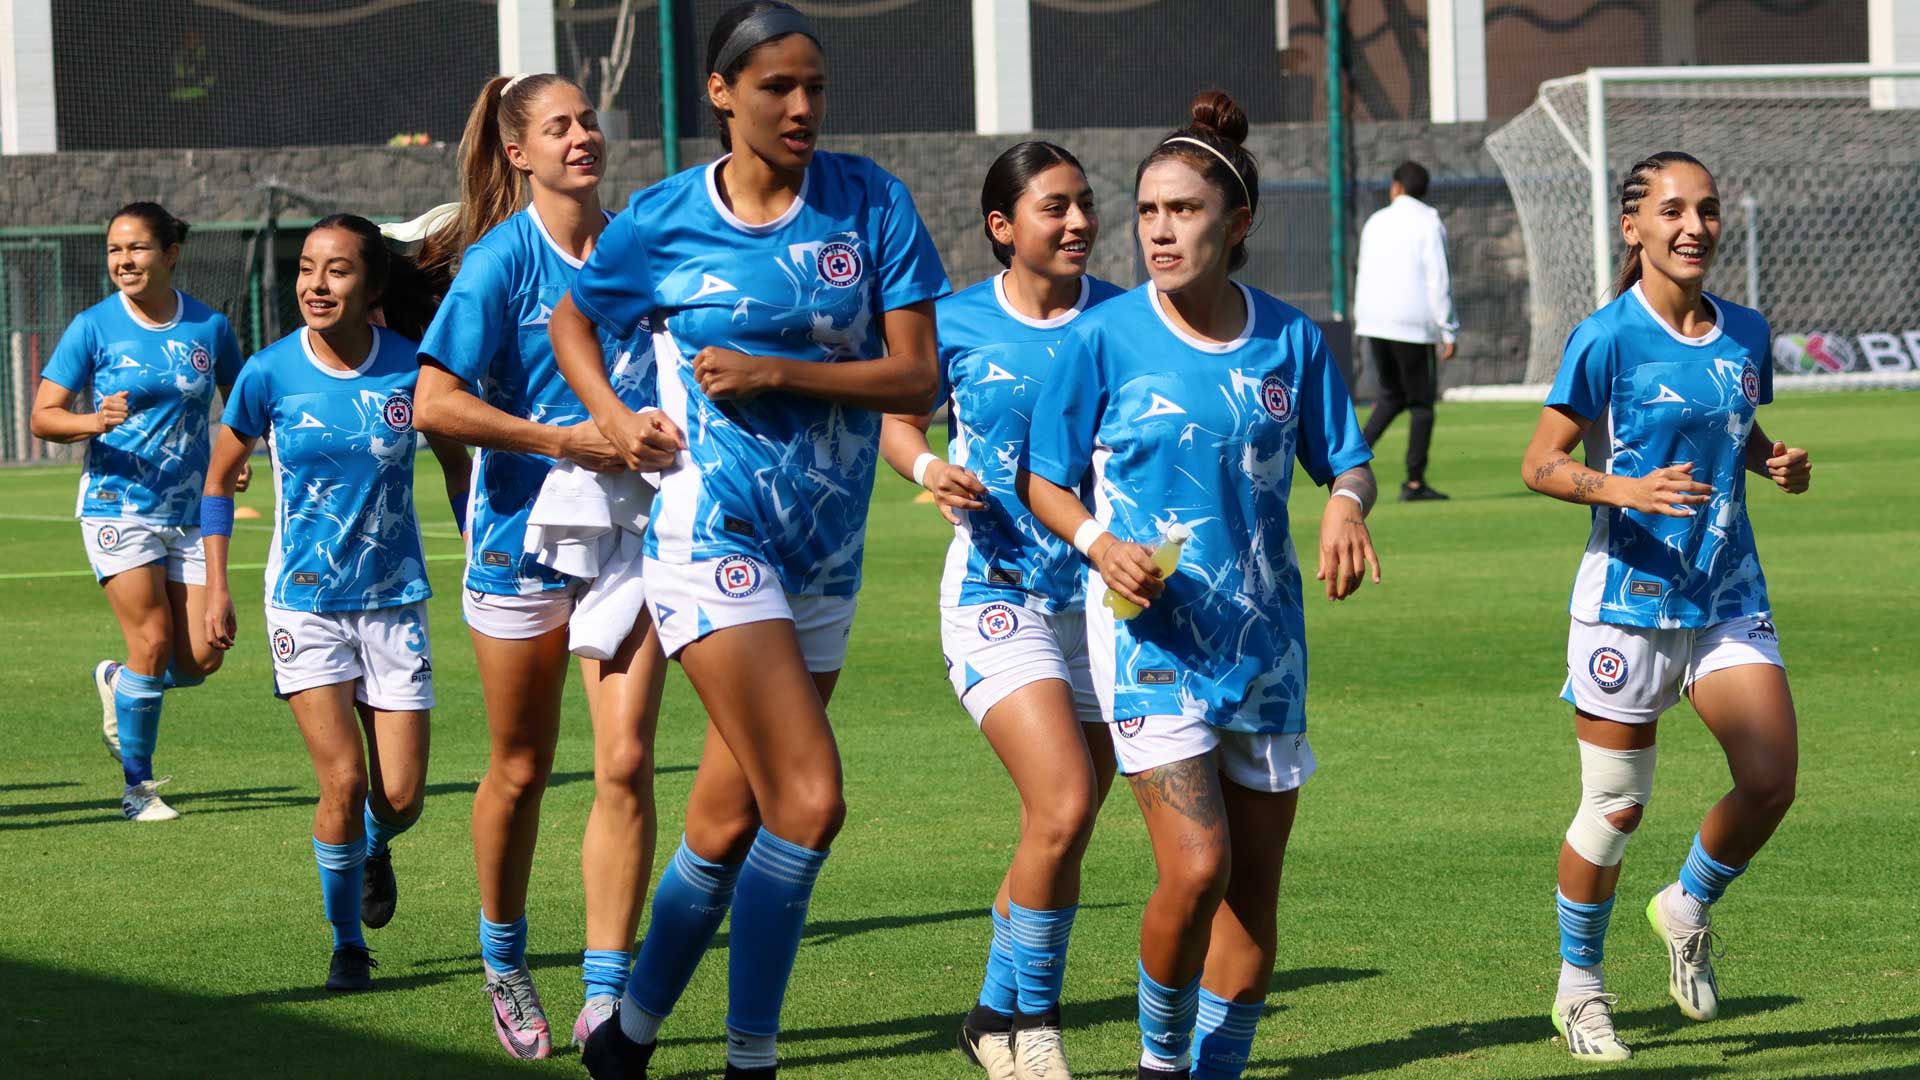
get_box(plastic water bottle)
[1104,523,1192,620]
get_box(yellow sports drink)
[1104,523,1191,620]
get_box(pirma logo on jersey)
[714,555,764,599]
[1740,363,1760,407]
[382,393,414,433]
[96,524,120,550]
[1117,717,1146,739]
[1589,647,1628,691]
[976,603,1020,642]
[1259,374,1293,422]
[272,627,296,662]
[816,241,863,288]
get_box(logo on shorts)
[188,344,213,374]
[1259,374,1293,423]
[411,657,433,684]
[1628,579,1665,597]
[1136,668,1176,685]
[468,589,486,603]
[96,525,121,550]
[714,555,764,598]
[1740,362,1761,407]
[381,393,414,433]
[653,602,676,626]
[1117,717,1146,739]
[272,627,296,661]
[1589,647,1629,691]
[1748,618,1778,641]
[816,242,863,288]
[976,603,1020,642]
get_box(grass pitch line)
[0,552,468,582]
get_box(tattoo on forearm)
[1570,472,1607,503]
[1533,455,1570,487]
[1128,757,1225,830]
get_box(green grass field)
[1,393,1914,1079]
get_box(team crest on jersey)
[1117,717,1145,739]
[381,393,414,433]
[714,555,764,599]
[96,524,121,550]
[272,627,296,662]
[188,343,213,374]
[1588,647,1628,691]
[1259,374,1293,422]
[976,603,1020,642]
[816,242,863,288]
[1740,362,1760,407]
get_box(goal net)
[1487,66,1920,388]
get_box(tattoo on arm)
[1128,756,1226,831]
[1532,455,1570,487]
[1570,471,1608,503]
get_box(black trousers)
[1360,337,1438,485]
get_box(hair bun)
[172,216,191,243]
[1189,90,1249,146]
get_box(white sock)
[1665,883,1710,928]
[1140,1047,1190,1072]
[618,994,664,1044]
[726,1028,778,1069]
[1558,961,1604,998]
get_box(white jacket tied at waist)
[1353,195,1459,346]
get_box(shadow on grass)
[0,780,79,793]
[0,955,541,1078]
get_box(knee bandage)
[1564,742,1656,867]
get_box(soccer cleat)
[1136,1066,1189,1079]
[723,1067,775,1080]
[573,995,617,1048]
[1648,884,1723,1021]
[1551,991,1631,1062]
[1012,1010,1072,1079]
[94,660,122,762]
[361,850,397,929]
[580,1008,656,1079]
[326,944,377,992]
[1399,482,1450,502]
[121,777,179,822]
[957,1015,1019,1080]
[484,964,552,1060]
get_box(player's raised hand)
[924,460,986,525]
[1092,535,1165,610]
[693,346,777,400]
[1765,440,1811,494]
[1316,498,1380,601]
[1628,462,1713,517]
[205,588,237,651]
[95,391,130,433]
[561,418,631,473]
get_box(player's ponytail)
[1135,91,1261,271]
[1612,150,1709,299]
[312,213,442,340]
[418,73,577,284]
[110,201,190,249]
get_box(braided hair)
[1612,151,1710,298]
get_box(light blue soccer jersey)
[1026,284,1372,734]
[223,327,430,613]
[1547,284,1773,629]
[938,273,1125,613]
[416,206,656,596]
[571,151,950,596]
[42,290,243,524]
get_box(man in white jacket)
[1354,161,1459,501]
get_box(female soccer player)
[1022,93,1381,1080]
[30,202,245,822]
[554,4,948,1076]
[201,215,470,991]
[878,141,1121,1080]
[1520,151,1811,1063]
[409,73,679,1057]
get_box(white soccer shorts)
[643,554,855,673]
[940,602,1100,727]
[1561,613,1784,724]
[266,600,435,710]
[1106,712,1318,794]
[81,518,205,585]
[461,582,585,641]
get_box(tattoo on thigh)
[1129,757,1224,830]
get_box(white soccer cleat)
[957,1020,1019,1080]
[1552,991,1631,1062]
[94,660,122,762]
[121,777,179,822]
[1649,883,1722,1021]
[1013,1022,1073,1079]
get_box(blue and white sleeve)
[1545,319,1616,421]
[1024,327,1104,490]
[572,198,656,339]
[871,168,950,312]
[213,317,245,386]
[1296,323,1373,486]
[219,359,272,441]
[41,315,95,393]
[417,246,511,388]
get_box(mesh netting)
[1487,72,1920,384]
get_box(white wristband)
[1071,518,1107,557]
[1332,488,1366,510]
[911,452,939,488]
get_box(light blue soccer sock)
[725,827,830,1039]
[313,837,367,950]
[976,906,1017,1016]
[114,668,164,786]
[1677,832,1747,912]
[362,803,411,858]
[1137,959,1201,1068]
[1192,988,1264,1080]
[1557,890,1614,968]
[581,949,631,1002]
[480,912,529,975]
[621,836,743,1040]
[1008,901,1077,1015]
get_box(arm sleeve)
[1755,315,1775,406]
[1296,321,1374,486]
[1023,326,1105,489]
[871,168,951,312]
[571,199,656,339]
[219,359,271,440]
[213,317,245,385]
[40,316,95,392]
[1428,218,1459,343]
[1544,319,1615,421]
[416,246,511,386]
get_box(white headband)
[1161,136,1250,206]
[503,72,537,95]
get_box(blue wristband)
[201,495,235,538]
[450,494,469,534]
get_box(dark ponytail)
[311,213,441,340]
[110,202,190,248]
[1135,91,1261,271]
[980,141,1084,268]
[1612,150,1710,298]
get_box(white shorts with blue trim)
[266,601,435,710]
[81,518,205,585]
[1562,613,1783,724]
[643,554,856,674]
[940,603,1100,727]
[462,582,585,641]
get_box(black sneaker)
[325,944,377,992]
[362,850,396,929]
[723,1067,775,1080]
[581,1011,656,1080]
[1399,482,1450,502]
[1138,1066,1190,1079]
